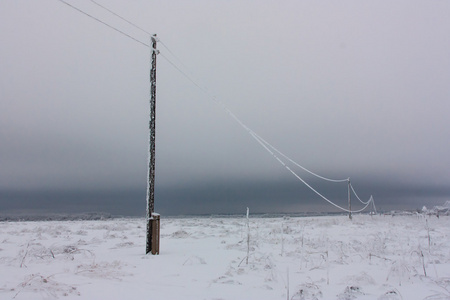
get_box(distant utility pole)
[348,178,352,220]
[146,34,160,255]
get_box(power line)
[159,52,211,95]
[350,183,372,205]
[57,0,149,48]
[89,0,152,36]
[64,0,208,89]
[159,43,349,183]
[56,0,375,213]
[156,41,376,214]
[88,0,195,80]
[88,1,194,77]
[250,131,372,213]
[60,0,210,99]
[251,131,349,183]
[158,41,198,77]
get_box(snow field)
[0,215,449,299]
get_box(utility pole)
[348,178,352,220]
[146,34,160,255]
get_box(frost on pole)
[146,34,160,255]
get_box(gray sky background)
[1,0,450,214]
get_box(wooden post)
[150,213,160,254]
[146,34,160,254]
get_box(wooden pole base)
[146,213,160,255]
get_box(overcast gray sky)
[1,0,449,215]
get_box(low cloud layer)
[1,1,449,214]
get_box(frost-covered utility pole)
[347,178,352,220]
[146,34,160,255]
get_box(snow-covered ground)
[0,214,449,299]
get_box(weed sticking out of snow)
[291,282,323,300]
[13,273,80,299]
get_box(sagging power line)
[56,0,376,217]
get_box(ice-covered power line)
[58,0,214,97]
[89,0,152,36]
[72,0,197,77]
[55,1,376,214]
[250,131,349,183]
[87,0,194,75]
[57,0,149,47]
[250,131,375,213]
[159,53,210,94]
[158,41,204,83]
[156,38,378,214]
[157,43,376,214]
[350,183,372,205]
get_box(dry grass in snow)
[0,214,449,299]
